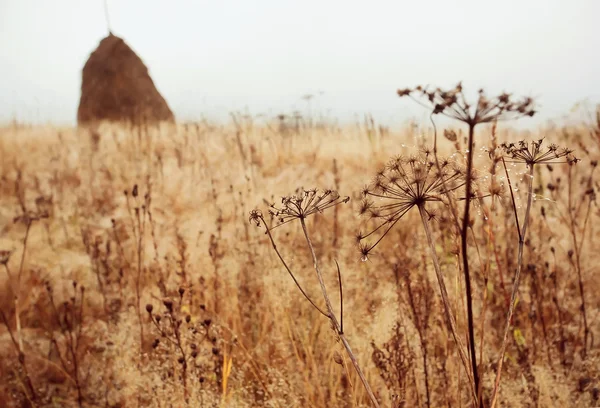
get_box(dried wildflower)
[145,304,153,314]
[265,188,349,228]
[397,82,536,124]
[358,153,464,259]
[501,138,579,165]
[251,188,379,407]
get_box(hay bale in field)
[77,33,175,126]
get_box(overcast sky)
[1,0,599,126]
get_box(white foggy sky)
[0,0,599,126]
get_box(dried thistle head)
[397,82,536,125]
[265,188,349,228]
[358,153,464,259]
[501,138,579,166]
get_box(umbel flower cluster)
[357,152,465,260]
[397,82,536,123]
[501,138,579,165]
[263,188,350,227]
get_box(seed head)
[501,138,578,166]
[357,153,464,258]
[397,82,536,125]
[266,188,349,228]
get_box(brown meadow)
[0,99,599,407]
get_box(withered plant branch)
[418,205,478,403]
[566,165,590,356]
[490,163,535,407]
[15,219,34,352]
[460,121,480,405]
[335,259,344,334]
[299,217,380,408]
[257,216,328,318]
[0,310,38,404]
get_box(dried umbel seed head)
[152,338,160,349]
[357,153,464,259]
[185,315,191,323]
[146,304,153,314]
[397,82,536,125]
[266,188,350,228]
[178,287,185,297]
[163,299,173,313]
[501,138,578,166]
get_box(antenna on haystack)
[103,0,113,35]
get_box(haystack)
[77,34,175,126]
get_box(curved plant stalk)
[260,219,328,318]
[299,218,381,408]
[418,206,478,404]
[490,162,535,407]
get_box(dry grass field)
[0,95,599,407]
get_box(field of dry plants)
[0,87,599,407]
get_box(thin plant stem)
[567,165,590,356]
[418,205,478,404]
[16,220,33,353]
[299,217,381,408]
[490,163,535,407]
[1,310,38,403]
[260,219,328,318]
[335,260,344,334]
[135,209,144,350]
[461,122,480,404]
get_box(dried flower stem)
[260,220,328,318]
[418,205,478,403]
[299,218,380,408]
[490,163,535,407]
[0,310,38,403]
[567,165,590,356]
[461,122,480,404]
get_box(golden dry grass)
[0,117,598,407]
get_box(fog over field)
[1,0,599,125]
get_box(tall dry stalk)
[490,140,578,407]
[397,84,536,401]
[251,189,381,408]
